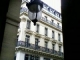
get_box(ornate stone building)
[15,0,64,60]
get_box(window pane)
[45,28,48,36]
[26,35,30,42]
[27,20,31,29]
[58,33,61,41]
[45,16,47,20]
[51,19,54,24]
[52,31,54,38]
[59,46,61,52]
[57,23,59,27]
[45,41,48,48]
[36,24,39,33]
[25,35,30,47]
[30,55,34,60]
[35,56,39,60]
[35,38,39,45]
[52,44,55,50]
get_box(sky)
[28,0,61,13]
[41,0,61,13]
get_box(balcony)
[16,41,64,57]
[58,51,64,57]
[40,17,62,31]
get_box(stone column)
[16,51,25,60]
[18,17,27,42]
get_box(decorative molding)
[57,41,63,46]
[43,36,50,41]
[52,40,57,44]
[16,41,64,59]
[25,29,33,35]
[15,47,63,59]
[21,17,26,22]
[33,32,41,38]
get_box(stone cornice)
[57,41,63,46]
[51,39,57,44]
[33,32,42,38]
[15,46,64,59]
[25,29,34,35]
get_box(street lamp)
[26,0,43,25]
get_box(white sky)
[41,0,61,13]
[28,0,61,13]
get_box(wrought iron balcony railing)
[17,41,64,57]
[41,17,62,30]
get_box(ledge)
[33,32,42,38]
[16,41,64,58]
[57,41,63,46]
[15,46,64,59]
[25,29,33,35]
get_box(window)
[30,55,34,60]
[44,58,50,60]
[52,31,54,39]
[57,23,59,28]
[52,44,55,51]
[35,38,39,49]
[58,33,61,41]
[44,16,47,21]
[35,38,39,46]
[29,55,39,60]
[25,54,29,60]
[35,56,39,60]
[25,35,30,47]
[52,44,55,53]
[59,46,61,52]
[27,20,31,29]
[51,19,54,24]
[45,41,48,48]
[45,28,48,36]
[36,24,39,33]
